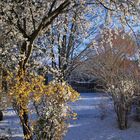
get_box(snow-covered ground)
[64,93,140,140]
[0,93,140,140]
[0,108,23,139]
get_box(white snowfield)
[64,93,140,140]
[0,108,23,140]
[0,93,140,140]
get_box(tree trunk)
[0,110,3,121]
[114,102,128,130]
[20,109,32,140]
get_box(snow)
[64,93,140,140]
[0,93,140,140]
[0,108,23,140]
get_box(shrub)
[33,81,79,140]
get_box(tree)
[1,0,140,138]
[85,29,138,129]
[1,1,72,139]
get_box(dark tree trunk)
[0,110,3,121]
[114,102,128,130]
[20,110,32,140]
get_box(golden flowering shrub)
[9,74,45,115]
[45,81,79,102]
[7,72,79,139]
[9,74,79,110]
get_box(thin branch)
[66,13,77,59]
[48,0,57,16]
[30,0,70,42]
[11,9,29,39]
[42,0,70,29]
[29,6,36,31]
[97,0,115,11]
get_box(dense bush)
[33,81,79,140]
[7,72,79,139]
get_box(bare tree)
[85,29,138,129]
